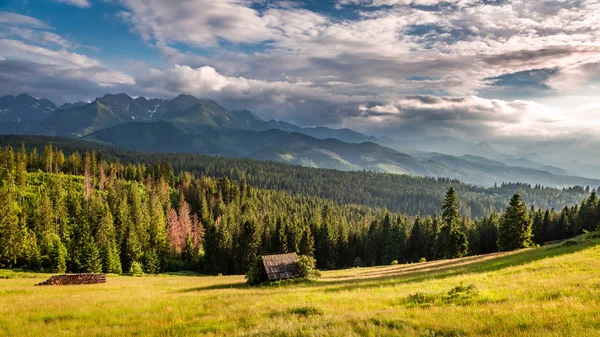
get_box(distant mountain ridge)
[0,94,57,123]
[1,92,600,187]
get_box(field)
[1,236,600,337]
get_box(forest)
[0,135,591,219]
[0,143,599,275]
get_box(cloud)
[3,1,600,146]
[0,11,133,103]
[133,64,368,124]
[0,11,52,29]
[0,59,131,104]
[52,0,92,8]
[345,94,600,140]
[119,0,272,47]
[1,27,72,48]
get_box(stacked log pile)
[35,273,106,286]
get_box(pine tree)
[406,216,426,262]
[299,226,315,257]
[43,144,53,173]
[236,218,261,273]
[83,239,102,273]
[380,212,395,264]
[532,210,544,245]
[96,204,122,274]
[143,248,160,274]
[442,187,460,228]
[498,194,532,251]
[167,208,183,256]
[439,187,468,259]
[0,187,22,268]
[478,212,499,254]
[48,234,67,273]
[214,220,233,274]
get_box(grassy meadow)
[1,236,600,337]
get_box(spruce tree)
[498,194,532,251]
[0,187,21,268]
[299,226,315,257]
[237,218,261,273]
[439,187,468,259]
[83,239,102,273]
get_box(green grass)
[2,237,600,336]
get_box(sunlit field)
[2,236,600,337]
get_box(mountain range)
[1,93,599,188]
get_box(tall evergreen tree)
[236,218,261,273]
[439,187,468,259]
[299,226,315,257]
[498,194,532,251]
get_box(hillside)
[0,134,590,218]
[1,236,598,336]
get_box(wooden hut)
[261,253,300,281]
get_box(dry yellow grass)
[1,237,600,336]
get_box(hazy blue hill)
[84,121,238,156]
[84,120,451,176]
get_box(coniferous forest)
[1,142,598,275]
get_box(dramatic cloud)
[0,12,133,103]
[119,0,272,47]
[2,1,600,143]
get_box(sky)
[0,0,599,147]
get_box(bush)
[297,255,321,280]
[245,256,268,285]
[407,283,479,307]
[353,257,363,267]
[129,261,144,276]
[286,306,323,317]
[391,260,399,265]
[419,257,427,263]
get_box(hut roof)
[261,253,300,281]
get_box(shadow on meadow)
[179,238,599,293]
[315,238,598,293]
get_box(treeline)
[0,144,598,276]
[0,135,590,219]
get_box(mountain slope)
[83,121,600,187]
[84,121,452,176]
[38,99,127,137]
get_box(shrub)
[143,250,160,274]
[129,261,144,276]
[407,283,479,307]
[447,283,479,300]
[245,256,268,285]
[353,257,363,267]
[391,260,399,265]
[298,255,321,280]
[419,257,427,263]
[286,306,323,317]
